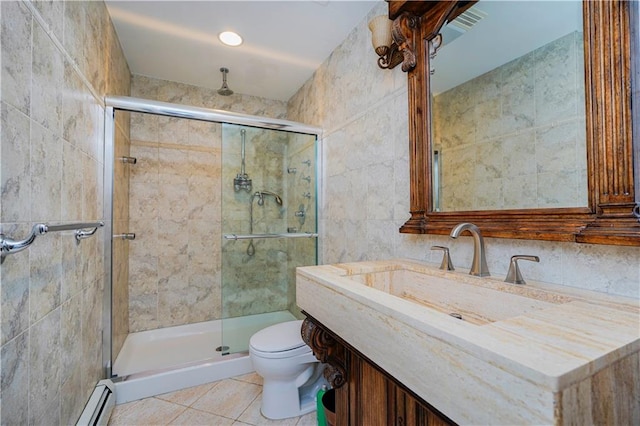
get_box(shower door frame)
[102,96,322,379]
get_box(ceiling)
[105,1,378,102]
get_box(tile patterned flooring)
[108,373,317,426]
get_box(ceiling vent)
[441,6,488,45]
[450,6,488,32]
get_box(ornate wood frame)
[390,0,640,246]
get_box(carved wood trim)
[301,317,347,389]
[396,0,640,246]
[391,13,420,72]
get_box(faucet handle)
[505,255,540,285]
[431,246,455,271]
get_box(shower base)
[113,310,296,404]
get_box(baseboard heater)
[76,379,116,426]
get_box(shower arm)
[257,191,283,205]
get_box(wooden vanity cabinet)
[302,315,456,426]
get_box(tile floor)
[108,373,317,426]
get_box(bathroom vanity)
[301,313,454,425]
[297,260,640,425]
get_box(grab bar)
[224,232,318,241]
[1,221,105,258]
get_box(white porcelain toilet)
[249,320,327,420]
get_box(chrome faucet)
[449,223,490,277]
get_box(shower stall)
[103,97,320,402]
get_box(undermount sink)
[345,265,560,325]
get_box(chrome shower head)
[217,67,234,96]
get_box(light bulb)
[219,31,243,47]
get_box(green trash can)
[316,386,336,426]
[316,386,327,426]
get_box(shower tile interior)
[128,112,223,332]
[127,114,315,331]
[124,75,319,364]
[124,75,301,335]
[108,373,317,426]
[221,126,318,319]
[222,125,289,318]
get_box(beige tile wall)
[221,127,317,319]
[433,31,586,211]
[221,125,288,319]
[127,76,316,331]
[128,108,223,331]
[287,2,640,299]
[0,1,130,424]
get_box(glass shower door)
[220,123,318,354]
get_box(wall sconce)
[368,13,419,72]
[368,15,403,69]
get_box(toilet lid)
[249,320,306,353]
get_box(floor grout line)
[109,375,313,426]
[187,381,220,409]
[236,388,263,424]
[164,404,189,425]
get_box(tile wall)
[221,127,316,319]
[127,76,316,332]
[0,1,130,424]
[433,31,586,211]
[221,125,288,319]
[287,1,640,299]
[127,108,222,332]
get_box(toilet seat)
[249,320,312,359]
[250,344,311,359]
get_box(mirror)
[389,0,640,245]
[430,1,586,212]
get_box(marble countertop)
[296,258,640,424]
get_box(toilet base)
[260,364,328,420]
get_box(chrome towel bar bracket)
[0,221,105,259]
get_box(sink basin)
[345,266,559,325]
[296,259,640,424]
[296,259,640,425]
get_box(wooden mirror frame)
[390,0,640,246]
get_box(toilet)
[249,320,328,420]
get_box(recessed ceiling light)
[219,31,243,47]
